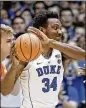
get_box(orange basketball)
[15,33,41,63]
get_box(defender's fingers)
[10,41,16,57]
[10,41,15,49]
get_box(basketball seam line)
[15,38,27,62]
[28,33,32,61]
[31,39,40,61]
[20,35,29,61]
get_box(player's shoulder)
[52,49,62,57]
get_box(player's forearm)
[49,39,85,60]
[1,64,24,96]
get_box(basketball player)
[0,24,26,107]
[0,24,26,95]
[1,11,85,108]
[19,10,85,108]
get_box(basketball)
[15,33,41,63]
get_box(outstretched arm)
[27,27,85,60]
[49,39,85,60]
[1,62,25,96]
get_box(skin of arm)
[11,79,20,96]
[2,58,21,96]
[49,39,85,60]
[1,62,25,96]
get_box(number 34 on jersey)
[36,65,61,93]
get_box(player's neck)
[41,48,53,59]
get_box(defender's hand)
[10,41,20,68]
[10,41,26,69]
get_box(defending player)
[0,24,27,107]
[0,24,26,95]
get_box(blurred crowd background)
[1,1,86,108]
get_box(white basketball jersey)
[20,49,64,108]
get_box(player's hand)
[27,27,51,48]
[10,41,20,68]
[10,41,26,69]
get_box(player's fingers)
[10,40,15,49]
[10,43,15,53]
[28,29,43,40]
[29,27,40,32]
[28,27,44,37]
[10,41,16,57]
[27,27,44,40]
